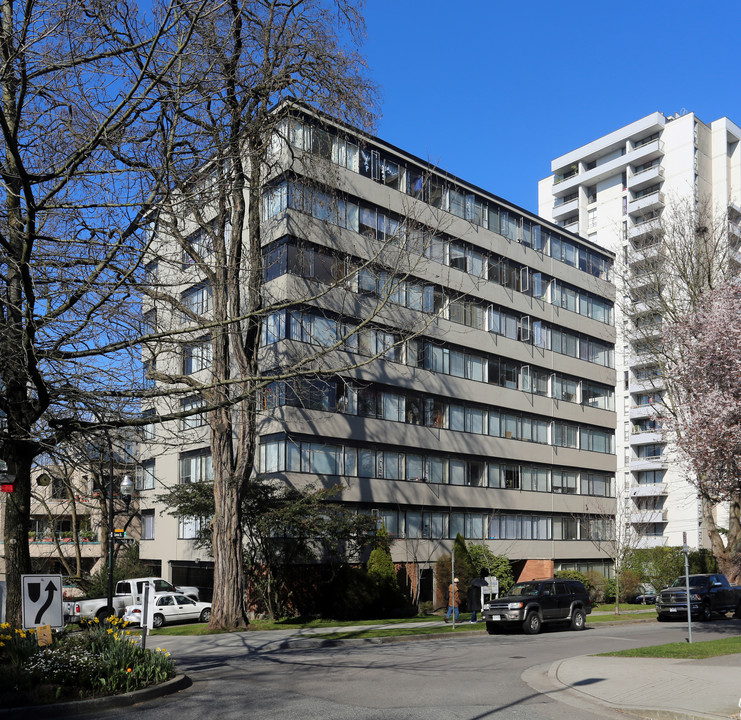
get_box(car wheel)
[657,614,669,622]
[570,609,586,631]
[735,602,741,619]
[153,613,165,629]
[96,608,111,623]
[485,621,498,635]
[199,608,211,623]
[523,612,542,635]
[700,603,712,622]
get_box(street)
[49,618,741,720]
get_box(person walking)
[445,578,460,622]
[468,577,486,623]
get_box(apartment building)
[139,105,617,600]
[0,445,138,583]
[538,111,741,550]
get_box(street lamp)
[106,473,134,617]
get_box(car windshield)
[669,576,708,588]
[153,580,175,592]
[508,583,539,597]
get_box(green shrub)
[467,545,514,595]
[555,569,593,590]
[418,601,433,615]
[367,543,404,615]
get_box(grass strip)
[599,636,741,659]
[588,611,656,623]
[145,607,656,637]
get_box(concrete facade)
[538,111,741,550]
[137,107,618,600]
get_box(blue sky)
[361,0,741,213]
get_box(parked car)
[655,574,741,621]
[123,592,212,628]
[632,592,657,605]
[64,577,200,624]
[481,578,591,635]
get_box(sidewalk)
[523,653,741,720]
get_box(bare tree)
[582,497,643,613]
[619,196,741,576]
[0,0,207,625]
[140,0,469,630]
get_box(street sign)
[22,574,64,629]
[0,473,16,492]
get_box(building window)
[183,339,212,374]
[181,284,212,318]
[181,396,207,429]
[178,516,204,539]
[141,510,155,540]
[141,409,156,441]
[179,450,213,484]
[136,459,156,491]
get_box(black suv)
[482,578,591,635]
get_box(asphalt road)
[55,618,741,720]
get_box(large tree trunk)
[702,495,741,582]
[209,412,247,628]
[3,456,31,625]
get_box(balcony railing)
[630,509,667,524]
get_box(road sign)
[22,574,64,629]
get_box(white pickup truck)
[64,577,200,624]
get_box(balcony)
[552,195,579,221]
[629,218,662,242]
[630,483,668,498]
[630,455,668,472]
[631,509,667,524]
[628,163,664,191]
[635,535,668,549]
[629,377,664,394]
[628,190,665,216]
[630,430,663,445]
[628,138,665,165]
[629,403,661,420]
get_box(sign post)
[683,531,692,644]
[21,574,64,630]
[140,581,156,649]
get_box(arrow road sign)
[22,574,64,629]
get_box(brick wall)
[517,558,554,581]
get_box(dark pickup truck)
[655,573,741,622]
[482,578,591,635]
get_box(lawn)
[599,636,741,659]
[148,606,657,637]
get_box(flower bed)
[0,618,175,707]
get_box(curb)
[0,673,192,719]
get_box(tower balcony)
[630,482,668,498]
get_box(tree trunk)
[209,416,247,629]
[3,456,31,625]
[702,495,741,581]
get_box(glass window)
[181,284,212,317]
[450,459,466,486]
[136,459,156,491]
[405,511,423,538]
[426,456,447,484]
[180,450,214,483]
[141,510,155,541]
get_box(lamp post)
[106,473,134,616]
